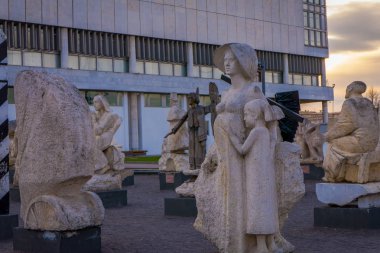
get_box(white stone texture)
[14,71,104,231]
[316,182,380,207]
[194,44,304,253]
[175,180,195,197]
[295,121,324,165]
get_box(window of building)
[160,63,174,76]
[145,61,159,75]
[68,55,79,69]
[136,61,145,74]
[174,64,186,77]
[42,53,60,68]
[193,66,200,77]
[23,52,42,67]
[81,90,123,106]
[79,56,96,71]
[290,73,320,86]
[213,67,223,79]
[7,50,22,66]
[114,59,128,73]
[303,0,327,48]
[200,66,213,78]
[144,93,171,107]
[97,58,113,72]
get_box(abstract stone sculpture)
[295,120,324,164]
[14,71,104,231]
[158,93,189,172]
[194,43,305,253]
[84,95,130,192]
[323,81,380,183]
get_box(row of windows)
[193,65,223,79]
[264,71,283,84]
[303,0,327,48]
[8,50,60,68]
[68,55,128,73]
[144,93,211,108]
[69,29,129,58]
[1,21,60,51]
[304,30,327,48]
[303,0,325,6]
[290,73,321,86]
[135,61,186,77]
[304,12,327,30]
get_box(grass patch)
[125,155,161,163]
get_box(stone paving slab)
[1,177,380,253]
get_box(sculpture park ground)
[1,175,380,253]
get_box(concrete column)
[283,53,289,84]
[129,93,140,150]
[321,58,327,87]
[187,42,193,77]
[60,28,68,68]
[122,93,129,151]
[129,36,137,73]
[322,101,328,124]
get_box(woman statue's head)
[93,95,111,112]
[214,43,259,82]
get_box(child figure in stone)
[230,98,280,253]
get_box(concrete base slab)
[164,197,197,217]
[0,214,18,240]
[96,189,127,208]
[13,226,101,253]
[122,175,134,186]
[302,164,324,180]
[159,172,191,190]
[316,182,380,206]
[314,206,380,229]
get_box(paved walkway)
[2,176,380,253]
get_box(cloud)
[328,3,380,53]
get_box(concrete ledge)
[314,206,380,229]
[159,172,191,190]
[13,226,101,253]
[0,214,18,240]
[164,197,197,217]
[122,175,134,186]
[96,189,127,208]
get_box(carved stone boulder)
[14,71,104,231]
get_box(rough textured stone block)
[164,197,197,217]
[13,226,101,253]
[316,182,380,206]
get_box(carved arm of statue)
[326,100,356,142]
[164,112,188,138]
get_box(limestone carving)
[295,120,324,164]
[14,71,104,231]
[158,93,189,172]
[8,120,19,186]
[84,95,131,192]
[194,43,305,253]
[323,81,380,183]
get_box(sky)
[303,0,380,113]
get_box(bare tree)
[365,86,379,107]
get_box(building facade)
[0,0,333,154]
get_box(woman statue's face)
[93,97,103,111]
[224,50,239,76]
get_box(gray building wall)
[0,0,328,58]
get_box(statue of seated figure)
[84,95,129,191]
[323,81,380,183]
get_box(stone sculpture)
[158,93,190,172]
[84,95,130,191]
[323,81,380,183]
[194,43,305,253]
[8,120,19,186]
[14,71,104,231]
[295,120,324,164]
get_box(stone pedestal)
[159,172,191,190]
[0,214,19,240]
[122,175,135,186]
[302,164,324,180]
[314,206,380,229]
[13,226,101,253]
[96,189,128,208]
[164,197,197,217]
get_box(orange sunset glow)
[303,0,380,113]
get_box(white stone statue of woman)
[84,95,127,191]
[194,43,305,253]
